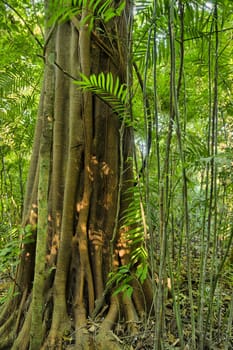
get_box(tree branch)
[2,0,43,50]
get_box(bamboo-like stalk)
[205,2,219,342]
[166,2,185,348]
[153,0,160,187]
[168,0,196,347]
[197,10,215,350]
[151,3,171,346]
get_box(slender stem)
[153,0,160,186]
[198,11,214,350]
[205,1,219,341]
[169,0,196,347]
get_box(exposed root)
[0,289,16,326]
[100,295,120,332]
[0,309,16,336]
[0,290,145,350]
[11,303,31,350]
[42,336,63,350]
[0,334,15,350]
[75,328,91,350]
[95,330,124,350]
[42,296,71,349]
[42,329,64,350]
[15,287,28,332]
[94,294,133,350]
[0,310,16,349]
[123,295,138,335]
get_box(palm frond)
[0,71,27,98]
[49,0,125,26]
[106,183,149,297]
[75,72,127,115]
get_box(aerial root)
[0,315,16,349]
[0,309,16,336]
[11,304,32,350]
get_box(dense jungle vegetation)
[0,0,232,349]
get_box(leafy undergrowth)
[62,275,232,350]
[0,278,232,349]
[110,281,232,350]
[89,260,232,349]
[0,250,232,349]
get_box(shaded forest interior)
[0,1,233,349]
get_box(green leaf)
[75,72,127,115]
[116,1,126,16]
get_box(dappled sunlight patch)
[104,192,114,210]
[88,229,104,246]
[29,203,38,225]
[86,164,94,181]
[46,233,59,264]
[101,161,112,176]
[76,199,89,212]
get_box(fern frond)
[0,70,30,98]
[75,72,127,115]
[48,0,125,26]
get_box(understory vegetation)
[0,0,232,349]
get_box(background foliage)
[0,0,43,280]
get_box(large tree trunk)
[0,1,152,349]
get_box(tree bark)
[0,1,152,349]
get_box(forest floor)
[80,264,232,350]
[0,265,232,350]
[62,276,232,350]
